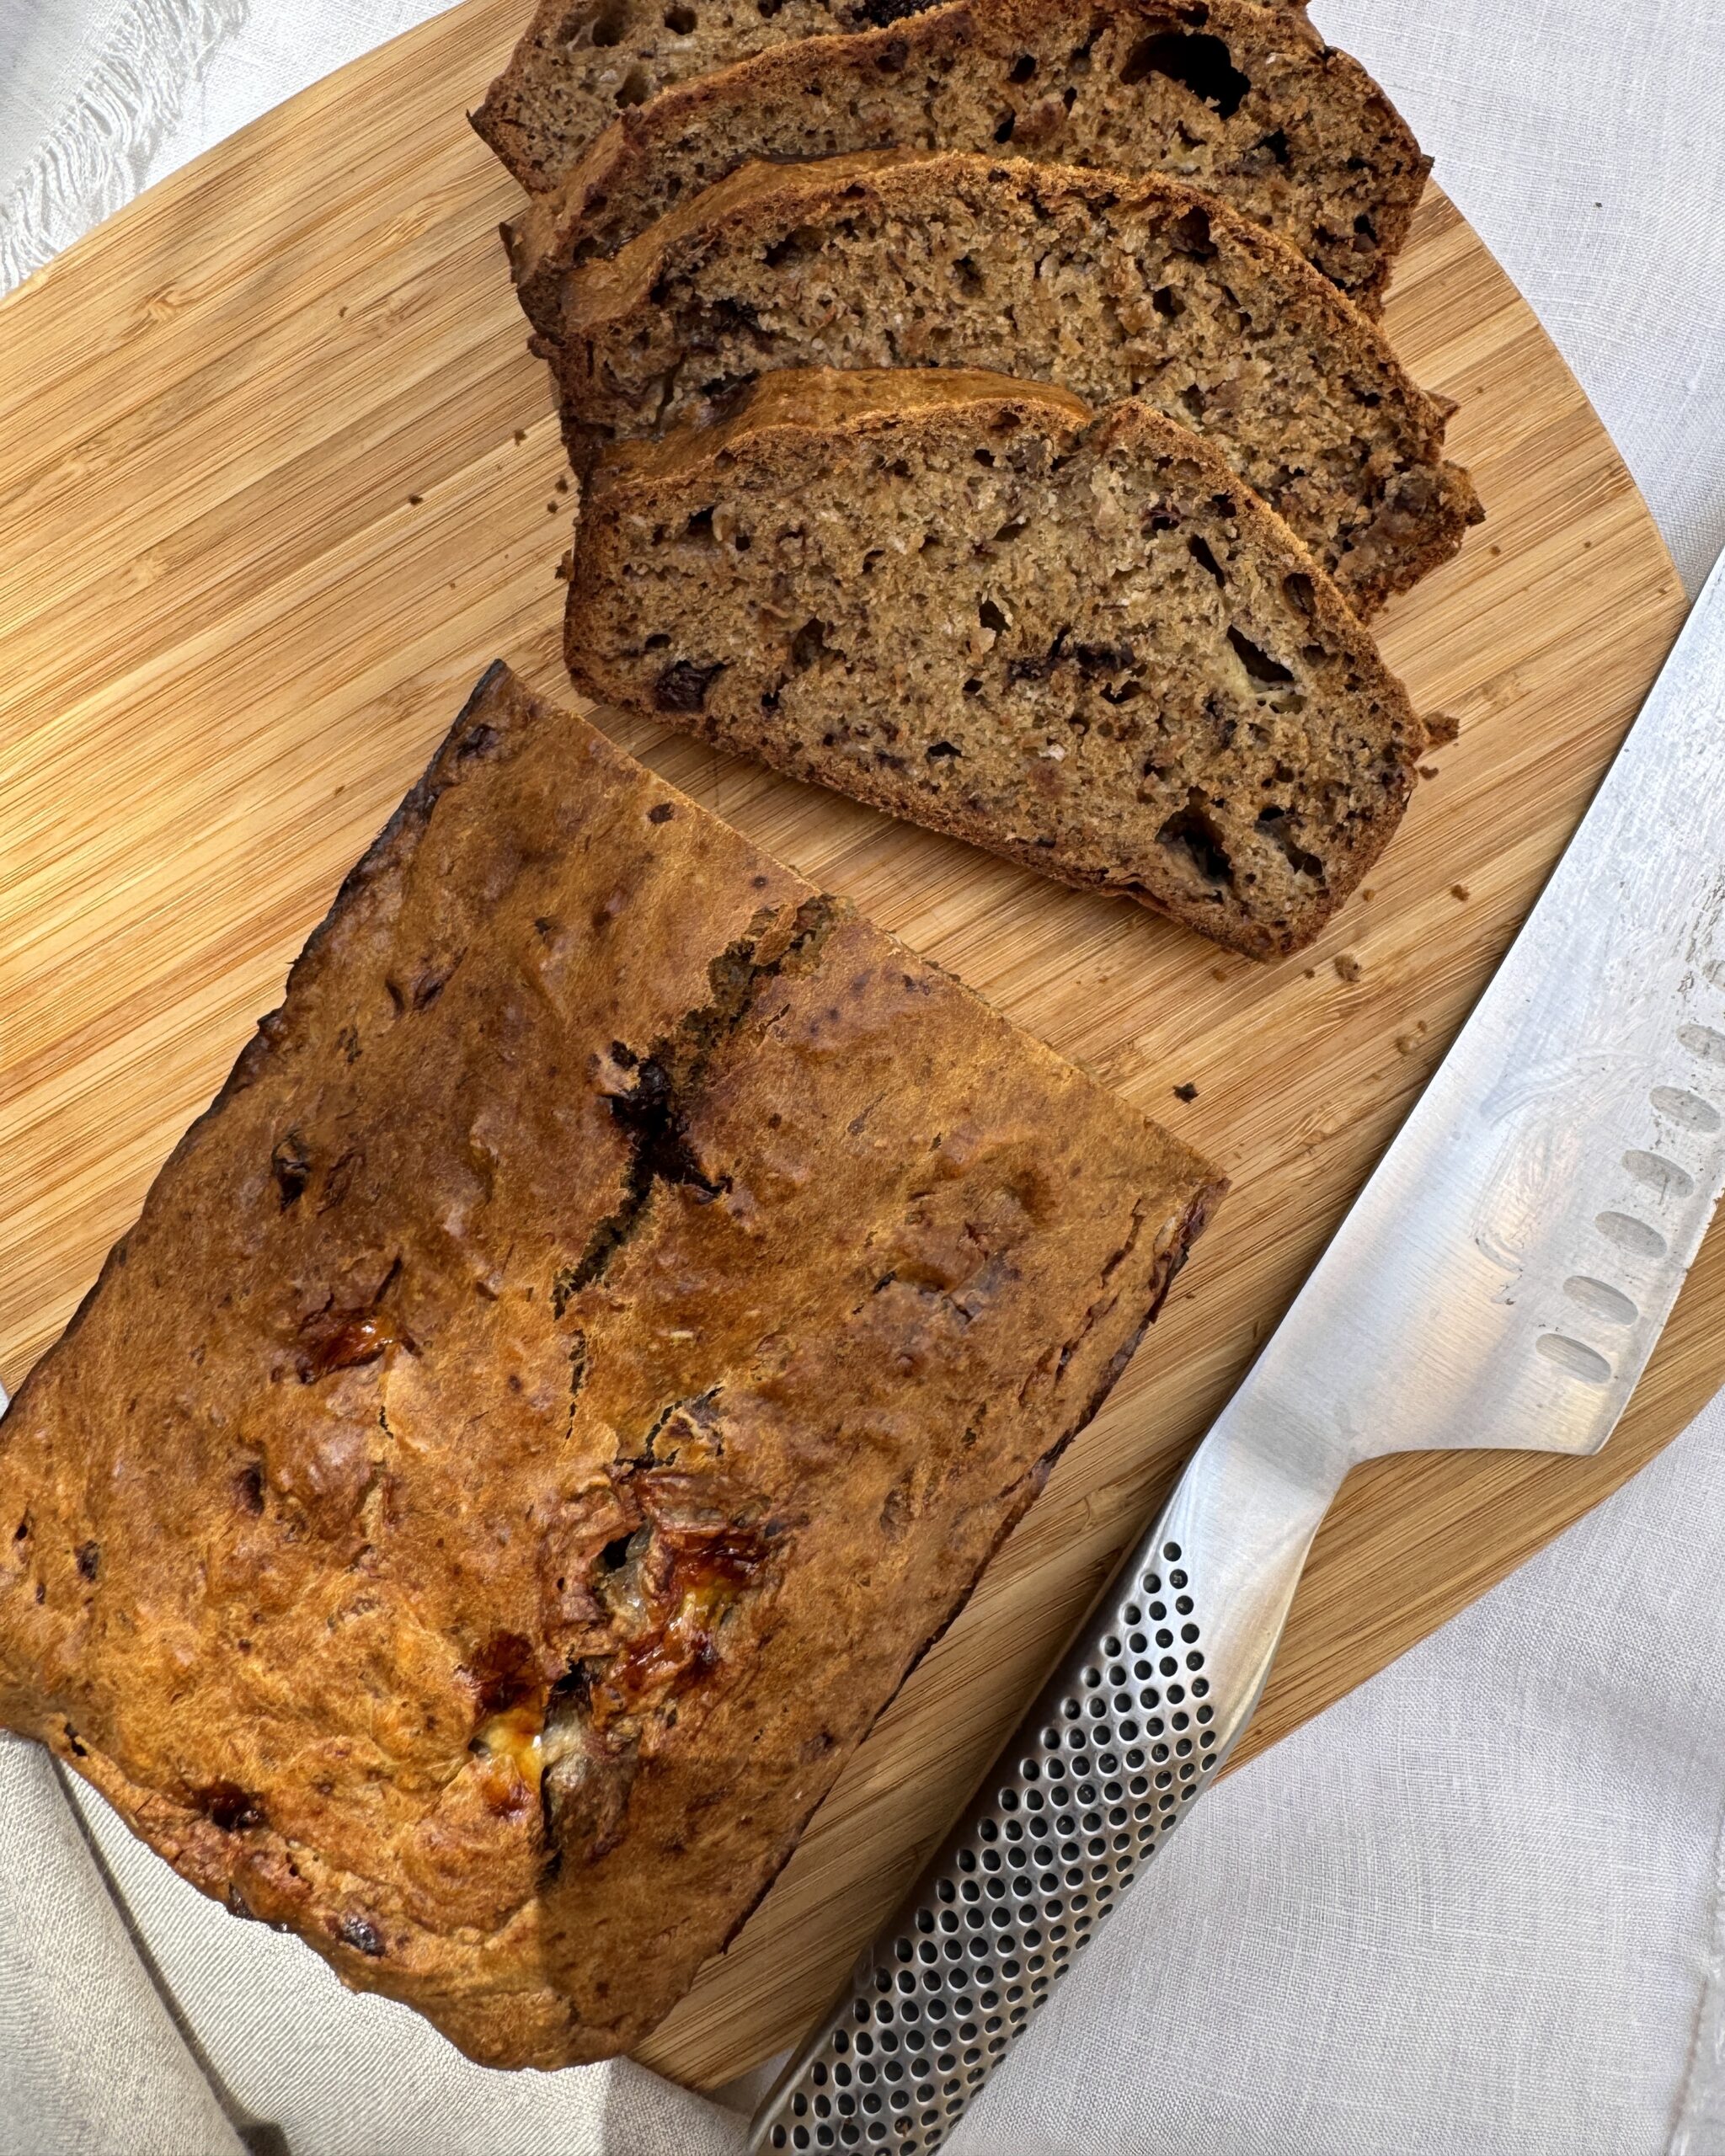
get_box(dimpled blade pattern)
[756,1544,1217,2153]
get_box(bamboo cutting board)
[0,0,1714,2093]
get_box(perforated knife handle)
[750,1416,1348,2154]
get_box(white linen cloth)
[3,2,1725,2151]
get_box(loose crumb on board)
[1334,952,1364,983]
[1172,1082,1199,1103]
[1450,883,1471,901]
[514,429,528,444]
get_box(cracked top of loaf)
[0,664,1221,2068]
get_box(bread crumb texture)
[568,369,1425,958]
[548,152,1478,611]
[506,0,1430,318]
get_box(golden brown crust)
[0,664,1221,2066]
[506,0,1430,321]
[545,149,1481,611]
[597,361,1095,480]
[567,369,1426,958]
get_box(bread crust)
[546,149,1480,611]
[506,0,1430,320]
[567,369,1428,958]
[0,664,1220,2066]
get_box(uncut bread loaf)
[0,664,1221,2068]
[475,0,1310,196]
[566,370,1429,958]
[547,150,1480,613]
[506,0,1429,326]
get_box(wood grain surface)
[0,0,1708,2094]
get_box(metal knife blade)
[752,545,1725,2154]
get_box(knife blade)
[752,542,1725,2154]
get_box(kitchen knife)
[752,542,1725,2155]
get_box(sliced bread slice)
[474,0,1312,195]
[547,150,1479,613]
[565,367,1428,958]
[506,0,1429,323]
[473,0,949,195]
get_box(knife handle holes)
[1535,1333,1613,1383]
[1651,1086,1720,1131]
[1563,1275,1639,1326]
[1594,1210,1668,1258]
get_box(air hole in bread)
[764,226,816,268]
[1119,30,1251,119]
[614,65,654,105]
[1256,806,1324,879]
[664,3,697,28]
[789,618,836,669]
[1227,626,1295,685]
[1157,799,1235,887]
[1169,205,1215,260]
[1188,535,1226,585]
[585,3,628,47]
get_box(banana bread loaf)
[0,664,1221,2068]
[474,0,1313,196]
[566,369,1428,958]
[506,0,1430,325]
[547,150,1479,612]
